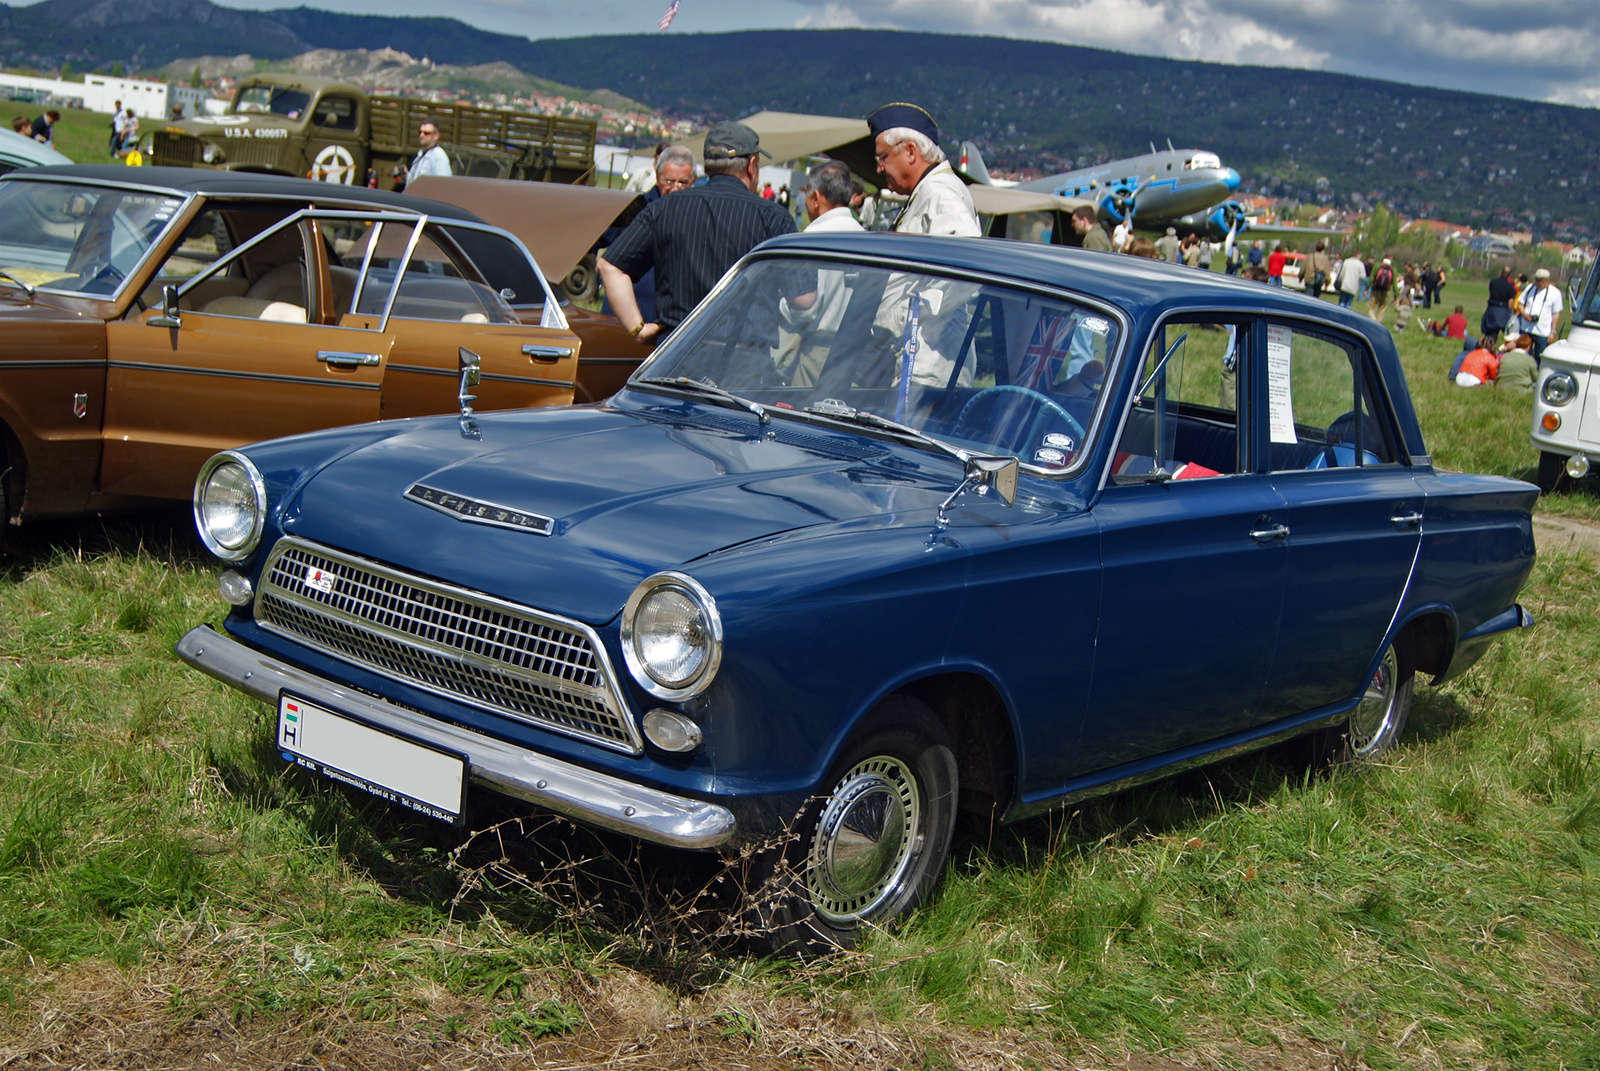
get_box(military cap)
[867,102,939,144]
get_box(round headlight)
[193,451,266,561]
[200,141,222,164]
[621,572,722,701]
[1542,372,1577,407]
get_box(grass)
[1,258,1598,1065]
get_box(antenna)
[1167,137,1174,151]
[1150,141,1157,154]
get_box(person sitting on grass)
[1453,340,1500,387]
[1427,306,1468,339]
[1494,335,1539,392]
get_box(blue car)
[177,234,1537,947]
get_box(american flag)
[657,0,680,31]
[1016,311,1074,389]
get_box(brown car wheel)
[742,695,958,954]
[561,253,599,305]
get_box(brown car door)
[356,221,581,419]
[101,216,386,500]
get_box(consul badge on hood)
[405,483,554,536]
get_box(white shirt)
[803,205,864,233]
[1112,220,1130,251]
[411,144,452,179]
[622,165,655,193]
[1336,257,1366,295]
[1522,283,1564,337]
[893,161,980,237]
[112,107,127,135]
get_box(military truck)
[151,74,597,188]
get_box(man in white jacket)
[868,102,979,238]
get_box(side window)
[348,222,516,325]
[1267,325,1397,470]
[169,215,309,322]
[140,208,237,308]
[439,225,546,312]
[313,97,357,131]
[1111,320,1244,482]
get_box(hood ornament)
[458,347,480,417]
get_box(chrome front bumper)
[175,625,736,849]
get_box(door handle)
[1390,510,1423,528]
[1250,523,1290,543]
[522,344,573,362]
[317,350,381,368]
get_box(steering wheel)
[953,385,1085,452]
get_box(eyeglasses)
[874,143,905,164]
[419,128,438,137]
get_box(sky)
[208,0,1600,109]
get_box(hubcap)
[1349,645,1399,756]
[805,756,921,923]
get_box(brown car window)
[171,213,311,322]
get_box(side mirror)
[965,455,1018,506]
[458,347,481,417]
[150,284,181,328]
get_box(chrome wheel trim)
[1349,645,1400,756]
[805,755,922,924]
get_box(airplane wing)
[967,185,1092,215]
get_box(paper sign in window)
[1267,324,1297,444]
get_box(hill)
[1,0,1594,240]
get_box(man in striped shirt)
[598,121,796,344]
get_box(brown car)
[0,166,652,526]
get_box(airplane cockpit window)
[1186,152,1222,170]
[634,257,1123,475]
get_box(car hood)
[283,401,959,623]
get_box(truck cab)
[1530,257,1600,491]
[152,75,371,185]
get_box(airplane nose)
[1223,168,1241,192]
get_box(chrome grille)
[255,537,640,753]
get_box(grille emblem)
[405,484,553,535]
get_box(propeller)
[1102,175,1155,226]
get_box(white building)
[0,71,220,120]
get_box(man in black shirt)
[598,121,796,343]
[1482,266,1516,343]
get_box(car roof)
[0,128,73,169]
[1,165,484,223]
[760,231,1386,339]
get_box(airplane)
[959,140,1240,233]
[961,141,1348,254]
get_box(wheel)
[744,695,958,952]
[1537,450,1567,494]
[954,385,1085,456]
[1311,637,1414,765]
[561,253,598,305]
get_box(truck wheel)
[561,253,598,305]
[1537,451,1568,493]
[743,695,958,953]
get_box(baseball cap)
[1534,268,1551,280]
[704,121,771,161]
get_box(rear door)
[361,220,581,419]
[101,212,388,500]
[1262,322,1423,717]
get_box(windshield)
[634,256,1122,472]
[0,181,185,297]
[231,85,311,120]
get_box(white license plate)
[277,694,465,823]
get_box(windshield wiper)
[0,270,36,300]
[802,398,971,465]
[636,376,768,424]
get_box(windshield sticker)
[1082,317,1110,334]
[1034,447,1068,466]
[1043,432,1076,451]
[1267,324,1297,444]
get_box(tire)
[744,695,958,953]
[1311,636,1414,766]
[1537,450,1568,494]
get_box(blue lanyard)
[895,290,920,422]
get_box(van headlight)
[621,572,722,700]
[194,451,266,561]
[1542,372,1577,406]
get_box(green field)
[2,111,1598,1068]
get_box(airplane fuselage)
[1016,149,1241,229]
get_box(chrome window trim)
[628,248,1133,482]
[254,536,643,754]
[377,217,429,333]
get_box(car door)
[1261,321,1423,718]
[101,212,387,501]
[363,220,581,419]
[1074,318,1290,776]
[305,93,366,186]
